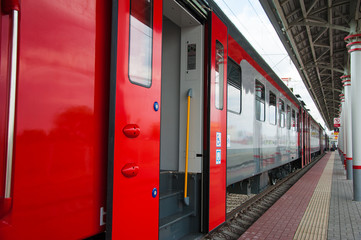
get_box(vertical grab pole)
[5,9,19,199]
[184,89,192,206]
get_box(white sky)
[214,0,329,131]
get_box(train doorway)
[159,0,204,239]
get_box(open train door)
[107,0,162,239]
[204,11,228,232]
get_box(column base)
[353,167,361,201]
[339,150,344,163]
[347,159,353,180]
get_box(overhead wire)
[214,0,326,128]
[217,0,287,73]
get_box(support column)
[339,93,344,165]
[345,33,361,201]
[342,75,353,180]
[342,95,346,169]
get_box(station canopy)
[260,0,361,129]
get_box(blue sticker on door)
[216,132,221,147]
[216,149,221,165]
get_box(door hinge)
[100,207,106,226]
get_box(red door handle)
[123,124,140,138]
[121,163,139,178]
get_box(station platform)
[238,152,361,240]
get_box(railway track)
[203,154,325,240]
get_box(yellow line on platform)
[293,153,335,240]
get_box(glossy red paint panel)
[0,10,11,215]
[304,111,307,165]
[300,108,304,168]
[306,113,309,165]
[305,111,308,165]
[0,1,110,239]
[228,36,298,108]
[208,12,227,231]
[307,115,311,163]
[110,0,162,239]
[306,114,310,164]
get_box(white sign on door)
[216,132,221,147]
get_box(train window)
[215,41,224,110]
[255,80,265,121]
[227,58,242,114]
[287,105,291,130]
[128,0,153,87]
[269,91,277,125]
[297,113,300,132]
[292,109,296,131]
[279,99,285,128]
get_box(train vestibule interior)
[159,0,204,238]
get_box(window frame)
[128,0,154,88]
[215,40,224,110]
[269,91,277,125]
[255,80,265,122]
[286,105,291,130]
[297,112,300,132]
[292,109,296,131]
[279,99,285,128]
[227,57,242,114]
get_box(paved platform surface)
[238,152,361,240]
[328,153,361,240]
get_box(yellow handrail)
[184,89,192,205]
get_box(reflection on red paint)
[0,1,110,239]
[208,12,228,231]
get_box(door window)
[215,41,224,110]
[255,80,265,121]
[279,99,285,128]
[227,58,242,114]
[129,0,153,87]
[269,91,277,125]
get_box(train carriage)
[0,0,326,239]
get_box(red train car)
[0,0,326,239]
[0,0,110,239]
